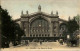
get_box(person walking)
[40,40,42,45]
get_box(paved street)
[1,41,80,51]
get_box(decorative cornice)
[21,12,59,18]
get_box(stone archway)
[30,17,50,37]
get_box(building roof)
[21,11,59,18]
[15,5,67,22]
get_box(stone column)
[50,21,53,37]
[51,21,59,37]
[20,17,29,37]
[20,21,24,30]
[25,21,29,37]
[55,21,59,37]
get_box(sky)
[1,0,80,20]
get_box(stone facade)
[15,5,67,40]
[20,5,60,37]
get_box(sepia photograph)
[0,0,80,51]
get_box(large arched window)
[30,17,49,37]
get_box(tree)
[0,6,24,47]
[74,14,80,30]
[0,6,1,48]
[12,21,24,45]
[67,17,79,38]
[0,6,12,47]
[75,14,80,23]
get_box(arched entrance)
[30,17,50,38]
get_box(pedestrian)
[27,40,29,46]
[25,40,28,46]
[40,41,42,45]
[59,39,63,45]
